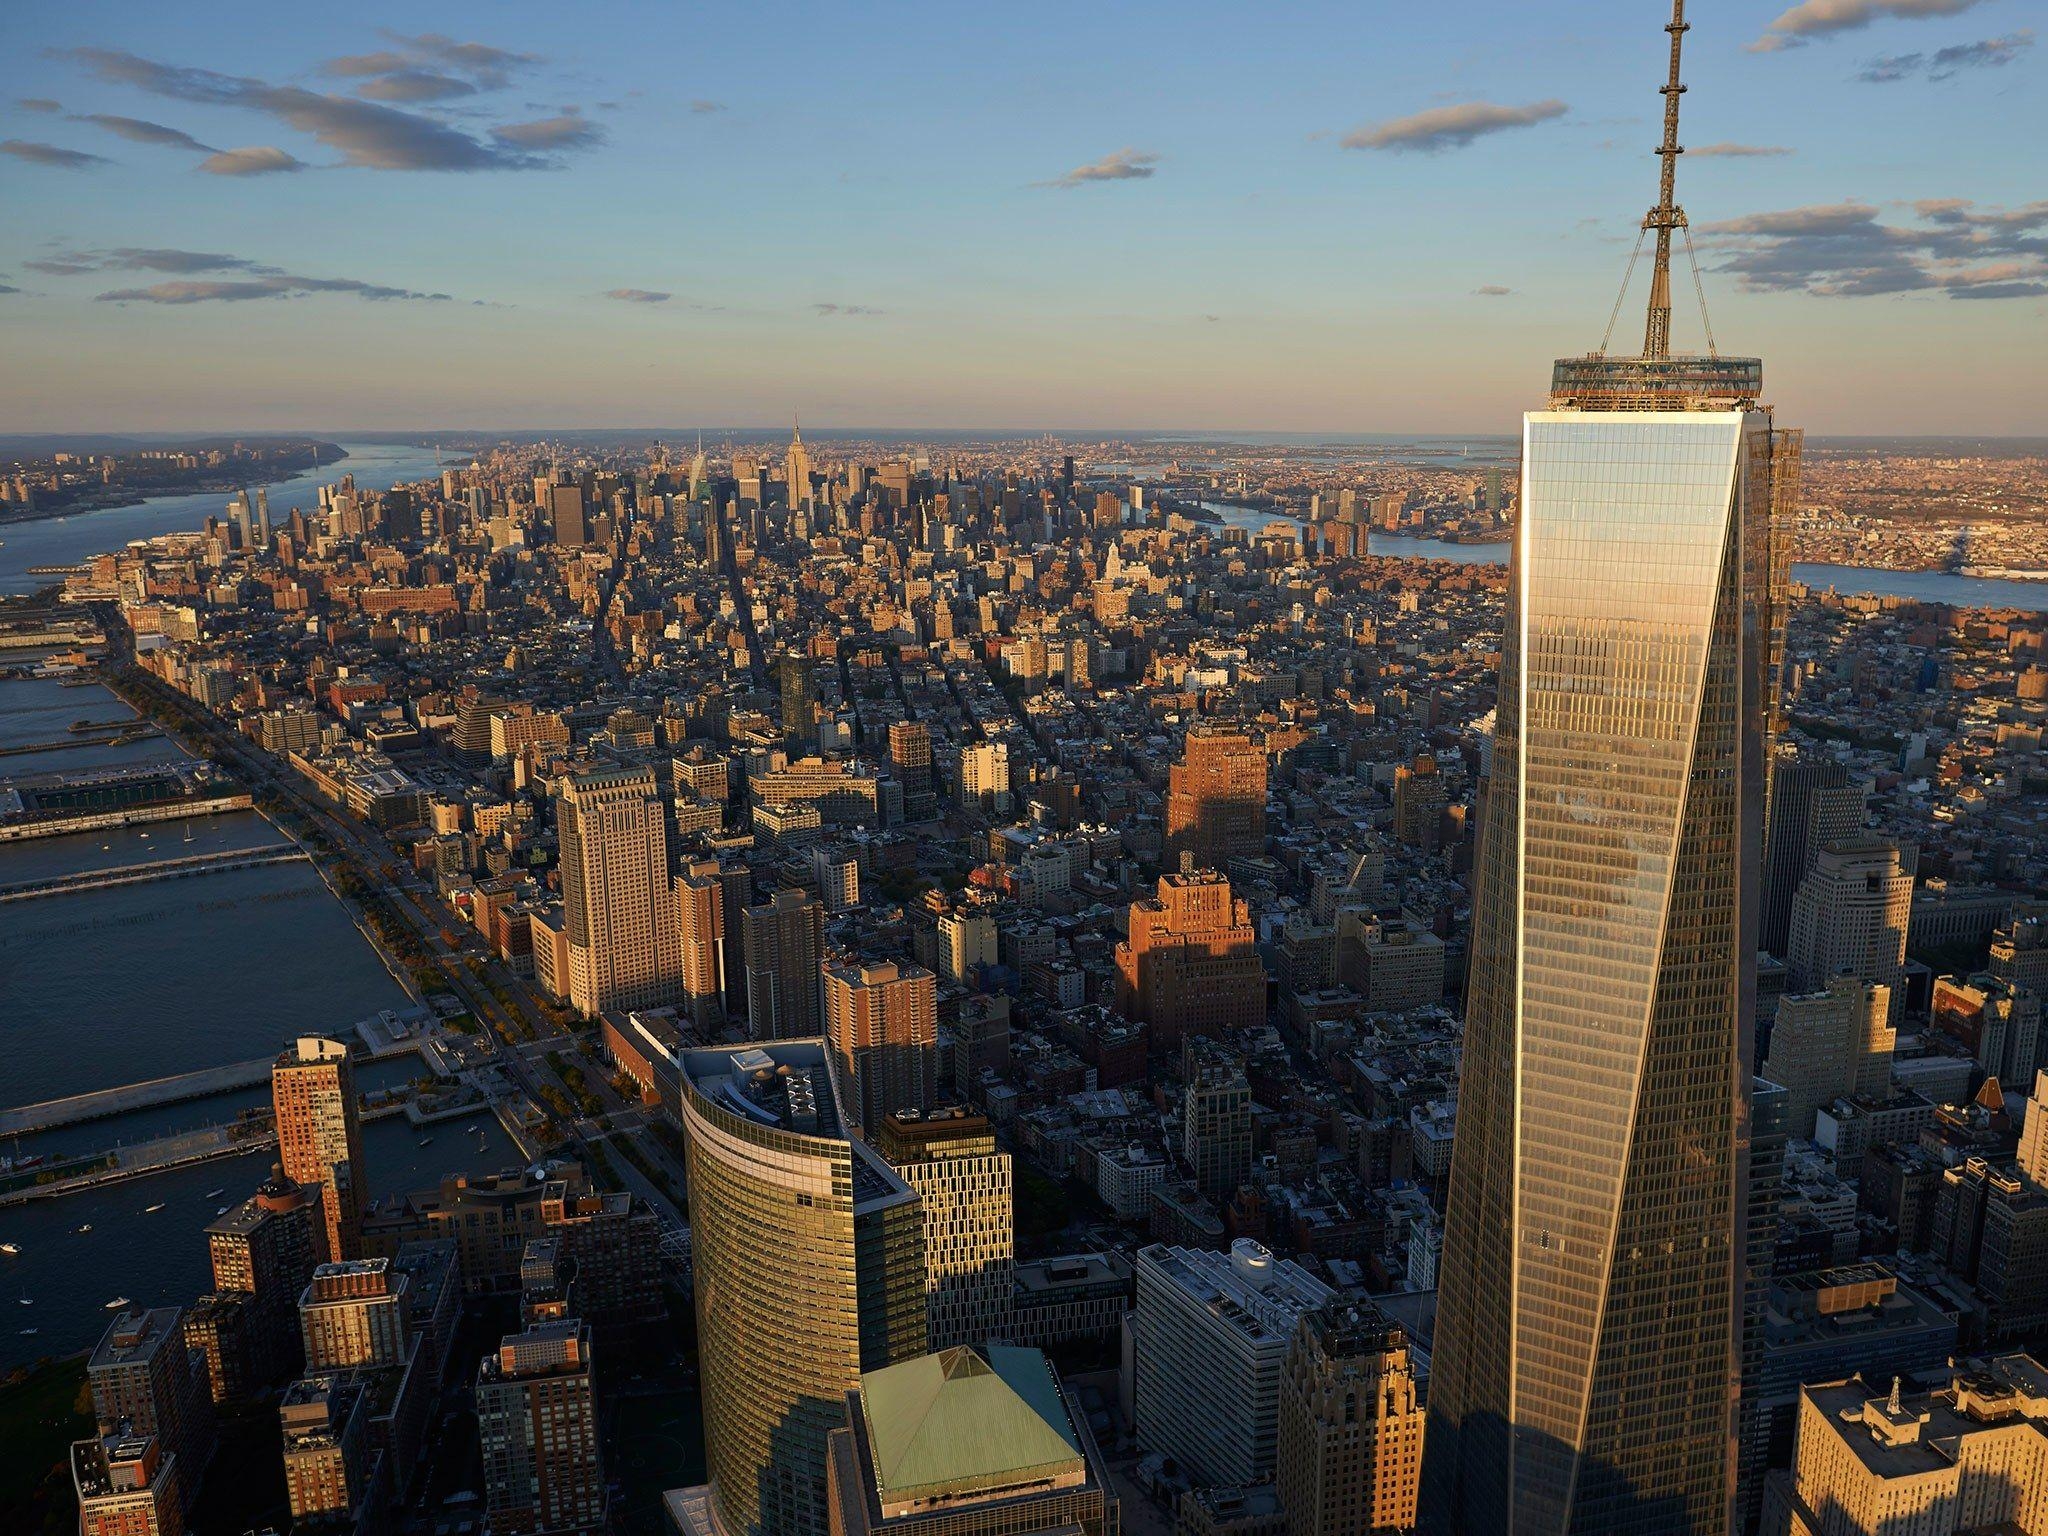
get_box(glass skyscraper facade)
[676,1041,927,1536]
[1422,354,1800,1536]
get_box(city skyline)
[2,0,2044,436]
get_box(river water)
[0,440,502,1372]
[1197,503,2048,611]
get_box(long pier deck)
[0,844,307,903]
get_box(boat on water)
[15,1296,30,1308]
[104,1297,130,1310]
[0,1242,19,1256]
[216,1206,230,1216]
[143,1203,165,1214]
[76,1223,92,1233]
[18,1328,36,1336]
[418,1137,433,1147]
[206,1189,224,1199]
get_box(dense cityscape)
[4,3,2048,1536]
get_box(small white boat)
[104,1296,130,1310]
[205,1189,224,1199]
[215,1206,230,1216]
[18,1327,36,1335]
[143,1203,165,1214]
[15,1297,30,1308]
[76,1223,92,1233]
[0,1242,19,1256]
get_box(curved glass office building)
[674,1041,927,1536]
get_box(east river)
[0,440,507,1373]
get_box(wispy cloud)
[811,302,885,316]
[1472,284,1515,296]
[355,70,478,104]
[325,33,538,96]
[1750,0,1990,52]
[1699,197,2048,300]
[55,46,592,172]
[1040,147,1159,187]
[605,288,671,304]
[492,113,602,151]
[1341,99,1567,153]
[200,145,305,176]
[17,98,62,113]
[689,99,726,114]
[97,272,454,305]
[1,138,110,169]
[1689,142,1796,157]
[1857,29,2033,80]
[70,113,217,152]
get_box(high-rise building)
[1114,870,1267,1048]
[1762,1356,2048,1536]
[1131,1240,1332,1487]
[550,482,588,548]
[1931,972,2042,1088]
[477,1320,608,1536]
[72,1434,184,1536]
[673,1041,927,1536]
[875,1108,1015,1350]
[1760,975,1895,1140]
[1786,837,1915,1020]
[279,1372,383,1529]
[1165,727,1267,870]
[299,1258,412,1372]
[887,720,935,819]
[1275,1303,1427,1536]
[740,887,826,1039]
[1423,10,1802,1530]
[272,1035,366,1264]
[824,958,939,1132]
[824,1345,1118,1536]
[88,1308,215,1505]
[785,419,813,508]
[1989,903,2048,999]
[559,762,685,1018]
[675,856,729,1031]
[206,1164,322,1385]
[1182,1047,1253,1199]
[780,651,819,748]
[1391,754,1448,852]
[1760,754,1864,958]
[957,740,1012,816]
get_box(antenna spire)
[1643,0,1689,358]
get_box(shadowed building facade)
[1165,726,1267,871]
[1422,10,1799,1528]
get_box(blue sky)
[2,0,2042,435]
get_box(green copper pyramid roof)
[858,1344,1083,1502]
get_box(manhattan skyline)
[2,0,2044,436]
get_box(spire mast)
[1643,0,1689,358]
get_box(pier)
[0,1057,277,1137]
[0,1123,277,1207]
[0,844,307,903]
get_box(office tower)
[740,887,826,1039]
[825,958,939,1131]
[1762,1357,2048,1536]
[705,493,729,569]
[299,1258,411,1371]
[1760,975,1895,1139]
[206,1165,322,1384]
[559,761,684,1018]
[72,1434,184,1536]
[875,1108,1015,1350]
[273,1035,366,1263]
[550,482,588,547]
[1932,972,2042,1087]
[1335,913,1447,1015]
[888,720,935,819]
[1275,1304,1427,1536]
[1374,494,1403,531]
[933,900,997,986]
[1392,753,1448,851]
[1990,903,2048,998]
[1114,869,1267,1048]
[824,1345,1118,1536]
[781,650,819,748]
[674,1041,927,1536]
[1760,754,1863,958]
[786,418,813,507]
[477,1320,608,1536]
[2019,1070,2048,1187]
[676,857,729,1031]
[1786,837,1915,1019]
[957,740,1012,815]
[1165,726,1267,870]
[280,1373,383,1528]
[1131,1241,1332,1487]
[88,1309,215,1502]
[1183,1047,1253,1198]
[1424,9,1802,1531]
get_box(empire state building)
[1421,2,1800,1532]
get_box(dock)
[0,1057,277,1137]
[0,844,308,903]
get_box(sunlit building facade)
[1423,347,1800,1536]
